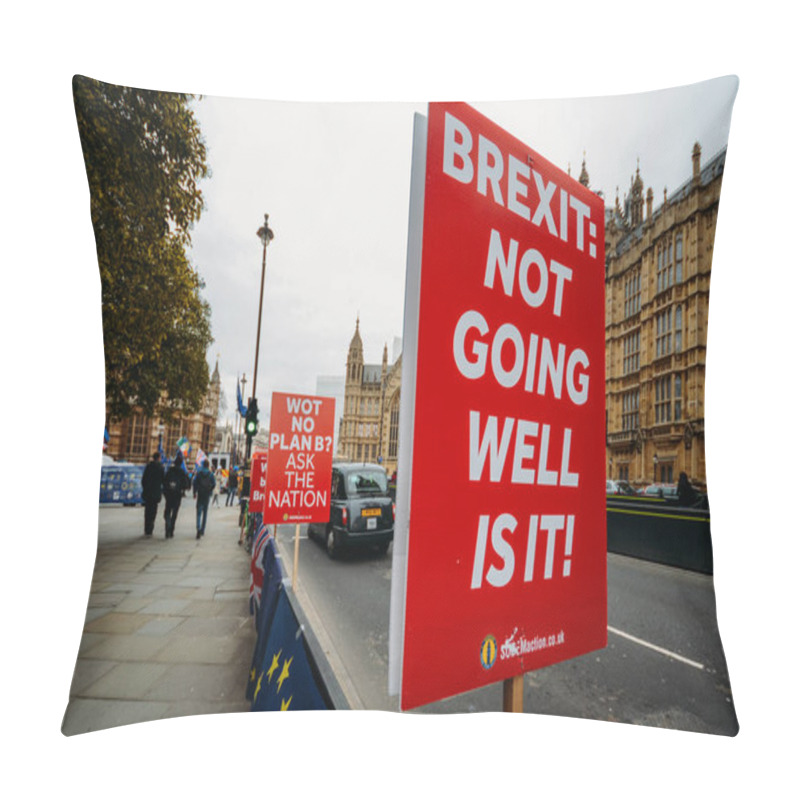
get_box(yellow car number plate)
[361,508,381,517]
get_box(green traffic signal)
[245,398,259,437]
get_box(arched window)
[388,392,401,459]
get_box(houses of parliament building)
[604,142,724,489]
[104,360,221,465]
[339,140,726,489]
[337,318,403,477]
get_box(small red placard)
[262,392,336,524]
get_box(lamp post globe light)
[244,214,274,478]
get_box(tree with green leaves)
[73,75,213,420]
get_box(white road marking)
[607,625,705,671]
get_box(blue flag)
[236,377,247,418]
[251,588,328,711]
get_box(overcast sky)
[189,77,737,431]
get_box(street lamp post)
[245,214,275,473]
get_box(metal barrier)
[285,585,350,709]
[606,495,713,574]
[247,529,349,710]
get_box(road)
[275,524,738,734]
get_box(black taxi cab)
[308,463,394,558]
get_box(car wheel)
[375,541,390,556]
[307,525,316,543]
[326,527,339,560]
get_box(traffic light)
[245,398,259,439]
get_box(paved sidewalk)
[62,500,256,735]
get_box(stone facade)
[604,143,725,489]
[334,143,725,490]
[337,318,402,476]
[104,359,222,465]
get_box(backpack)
[196,470,215,496]
[164,470,183,497]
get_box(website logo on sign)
[479,635,497,670]
[500,628,521,659]
[499,627,566,660]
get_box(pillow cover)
[63,74,738,736]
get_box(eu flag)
[251,590,328,712]
[236,377,247,418]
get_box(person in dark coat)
[162,452,191,539]
[677,471,698,507]
[226,468,238,506]
[141,451,165,537]
[192,459,216,539]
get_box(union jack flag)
[249,518,272,615]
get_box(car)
[308,463,394,559]
[606,479,639,496]
[641,483,678,500]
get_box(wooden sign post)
[503,675,524,713]
[293,523,301,591]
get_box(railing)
[246,525,350,710]
[606,495,712,574]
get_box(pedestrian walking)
[677,471,699,507]
[193,459,216,539]
[141,451,165,537]
[211,467,222,507]
[162,452,190,539]
[226,468,238,506]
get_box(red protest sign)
[249,452,268,512]
[397,103,607,710]
[263,392,336,524]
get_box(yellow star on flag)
[254,671,264,702]
[276,657,293,692]
[266,650,281,682]
[280,696,292,711]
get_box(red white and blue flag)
[249,518,272,614]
